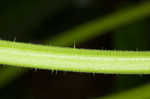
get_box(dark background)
[0,0,150,99]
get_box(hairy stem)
[1,40,150,74]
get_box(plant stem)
[0,0,70,88]
[1,40,150,74]
[49,1,150,46]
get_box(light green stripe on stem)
[1,1,150,87]
[49,1,150,46]
[1,40,150,74]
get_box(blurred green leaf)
[95,83,150,99]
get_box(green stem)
[1,0,150,89]
[0,0,70,88]
[1,40,150,74]
[49,1,150,46]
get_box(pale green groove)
[96,83,150,99]
[49,1,150,46]
[1,40,150,74]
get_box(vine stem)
[1,40,150,74]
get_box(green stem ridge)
[1,40,150,74]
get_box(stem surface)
[1,40,150,74]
